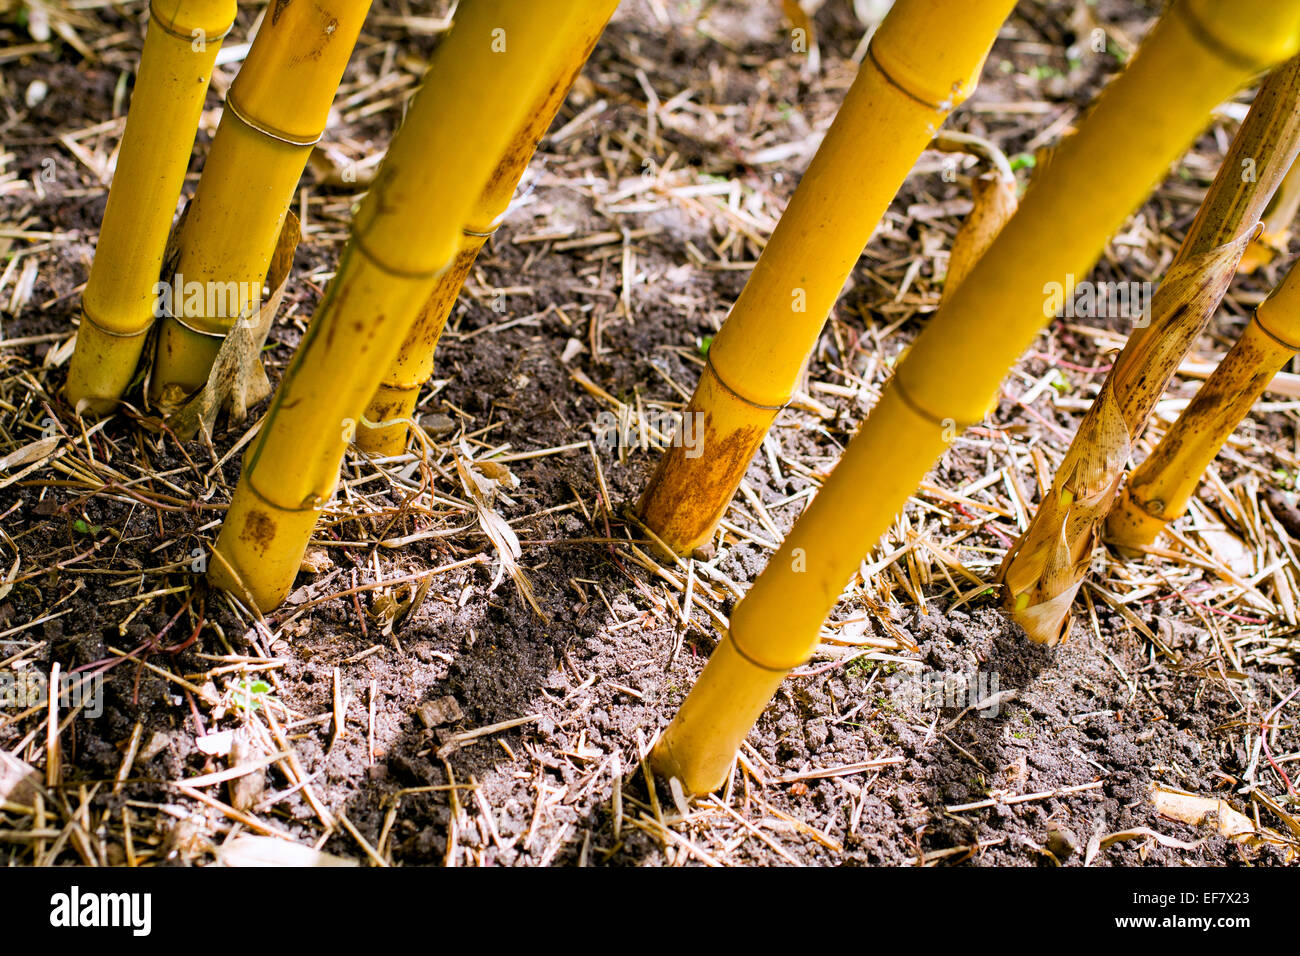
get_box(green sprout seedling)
[232,678,273,714]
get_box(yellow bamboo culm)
[64,0,236,416]
[1240,157,1300,274]
[1108,258,1300,548]
[653,0,1300,796]
[636,0,1017,558]
[355,5,615,455]
[208,0,620,613]
[149,0,372,406]
[1000,52,1300,645]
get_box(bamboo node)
[164,310,232,339]
[1252,308,1300,352]
[865,40,955,113]
[1174,0,1273,73]
[349,228,449,281]
[359,411,418,433]
[244,472,329,516]
[78,306,152,340]
[727,624,809,673]
[705,352,789,412]
[148,2,235,43]
[222,90,325,149]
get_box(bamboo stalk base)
[1106,488,1171,553]
[208,479,324,612]
[358,239,482,455]
[651,632,789,795]
[637,361,781,557]
[355,383,420,456]
[65,317,149,417]
[151,317,225,406]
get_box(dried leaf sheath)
[1240,157,1300,273]
[944,175,1019,298]
[1108,252,1300,547]
[1001,233,1254,643]
[163,213,302,441]
[1001,53,1300,645]
[455,455,544,619]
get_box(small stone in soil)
[421,413,456,438]
[1045,821,1078,861]
[417,695,463,728]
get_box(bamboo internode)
[64,0,236,416]
[635,0,1017,558]
[654,0,1300,795]
[149,0,372,405]
[1000,51,1300,645]
[355,4,616,455]
[1108,259,1300,548]
[208,0,620,612]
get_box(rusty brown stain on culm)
[239,510,277,554]
[639,416,764,549]
[402,249,475,353]
[368,398,405,420]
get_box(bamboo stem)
[636,0,1018,557]
[355,4,616,455]
[1108,257,1300,548]
[208,0,620,612]
[64,0,236,416]
[1000,51,1300,645]
[654,0,1300,795]
[149,0,372,406]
